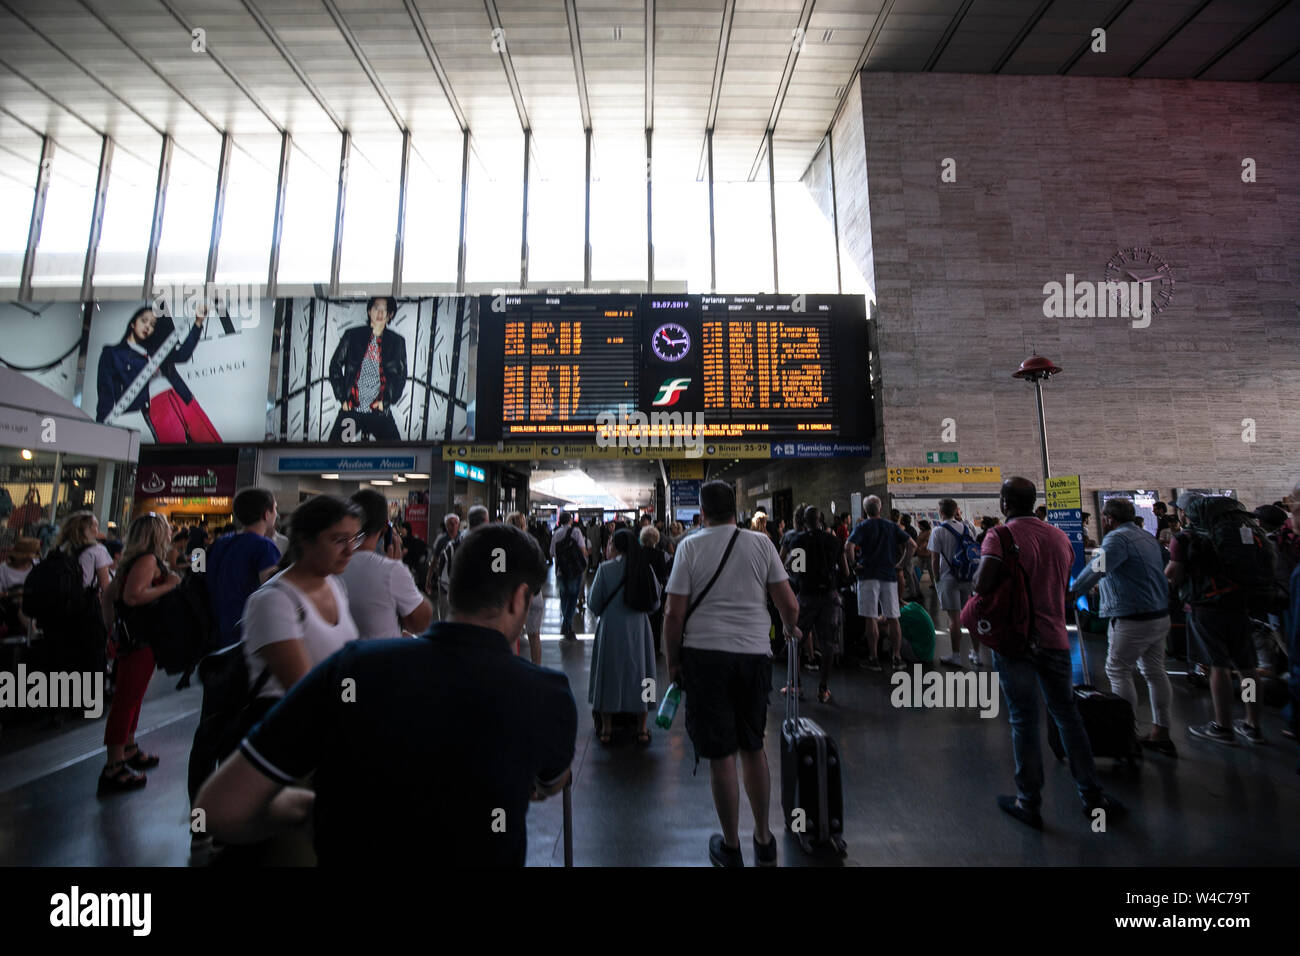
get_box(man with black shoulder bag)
[663,481,801,868]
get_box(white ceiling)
[1,0,1295,195]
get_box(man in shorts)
[929,498,982,668]
[664,480,801,868]
[845,495,915,671]
[1167,493,1263,745]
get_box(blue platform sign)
[769,441,871,458]
[454,461,486,483]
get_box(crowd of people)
[3,471,1297,867]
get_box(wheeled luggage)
[780,633,847,855]
[1048,627,1141,766]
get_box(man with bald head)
[974,476,1125,829]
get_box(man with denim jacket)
[1071,496,1175,757]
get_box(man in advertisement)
[327,297,406,442]
[95,305,222,443]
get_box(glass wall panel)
[401,137,461,286]
[650,145,710,292]
[590,132,646,285]
[153,141,220,285]
[214,138,278,285]
[0,124,41,286]
[464,128,524,285]
[776,182,838,294]
[277,135,339,285]
[526,132,585,286]
[94,143,159,289]
[30,143,99,289]
[339,134,401,285]
[714,178,774,294]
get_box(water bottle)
[655,682,682,729]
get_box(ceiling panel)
[1133,0,1283,78]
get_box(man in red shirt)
[975,477,1126,829]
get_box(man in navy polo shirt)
[195,524,578,867]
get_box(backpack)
[555,527,587,580]
[112,555,209,682]
[959,525,1036,657]
[791,530,836,593]
[1183,497,1282,614]
[941,520,981,583]
[21,545,93,624]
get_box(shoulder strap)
[682,528,742,639]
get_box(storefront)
[132,448,240,525]
[0,367,139,556]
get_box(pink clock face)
[1105,247,1174,314]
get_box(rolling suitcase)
[780,635,847,856]
[1048,627,1141,766]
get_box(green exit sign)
[926,451,958,464]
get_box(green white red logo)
[652,378,691,406]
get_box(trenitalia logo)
[652,378,691,407]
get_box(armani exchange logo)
[49,886,151,936]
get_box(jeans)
[1106,616,1173,729]
[558,574,583,633]
[993,646,1102,809]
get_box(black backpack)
[791,530,836,593]
[22,545,93,624]
[1184,497,1283,615]
[555,527,587,580]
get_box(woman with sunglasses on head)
[240,495,363,711]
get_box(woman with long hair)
[588,528,660,746]
[99,512,175,794]
[240,495,362,707]
[44,511,113,697]
[506,511,544,665]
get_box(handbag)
[959,524,1038,657]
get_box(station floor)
[1,565,1298,867]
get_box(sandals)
[124,744,160,770]
[635,730,652,747]
[98,761,147,795]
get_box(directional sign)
[925,451,958,464]
[887,466,1001,484]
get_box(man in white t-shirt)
[341,490,432,640]
[664,481,801,869]
[927,498,982,669]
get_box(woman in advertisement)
[94,305,222,444]
[327,296,407,442]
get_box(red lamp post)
[1012,355,1063,489]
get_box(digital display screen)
[476,294,872,443]
[476,295,640,438]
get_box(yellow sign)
[1045,475,1082,510]
[887,466,1002,485]
[442,444,538,461]
[668,460,705,479]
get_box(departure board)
[476,295,640,438]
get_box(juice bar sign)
[135,465,236,500]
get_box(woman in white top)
[241,494,363,701]
[506,511,545,665]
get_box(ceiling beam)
[924,0,976,71]
[1258,45,1300,80]
[1193,0,1292,78]
[696,0,736,181]
[484,0,532,131]
[1058,0,1133,74]
[240,0,345,132]
[1126,0,1215,77]
[991,0,1056,74]
[747,0,816,181]
[403,0,468,132]
[565,0,592,131]
[825,0,895,144]
[322,0,407,132]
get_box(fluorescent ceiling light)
[370,479,393,486]
[321,473,340,479]
[405,473,429,479]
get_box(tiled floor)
[2,566,1298,867]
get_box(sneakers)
[967,652,983,669]
[939,653,964,668]
[997,794,1043,830]
[1139,737,1179,758]
[1188,721,1236,746]
[753,834,778,867]
[861,657,883,672]
[891,658,907,672]
[709,834,744,868]
[1232,719,1265,745]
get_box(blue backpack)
[943,521,981,582]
